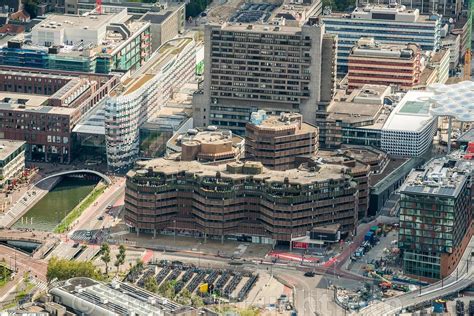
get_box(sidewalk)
[0,177,60,228]
[107,227,273,260]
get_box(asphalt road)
[274,268,346,316]
[0,244,47,282]
[357,235,474,315]
[72,179,125,232]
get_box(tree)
[144,276,158,293]
[100,243,111,275]
[175,288,192,305]
[46,257,102,282]
[185,0,212,18]
[322,0,335,9]
[190,294,204,308]
[238,307,260,316]
[158,281,175,299]
[23,0,39,18]
[323,0,355,12]
[114,245,126,274]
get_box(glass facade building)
[322,5,441,75]
[0,14,151,74]
[398,156,472,280]
[105,38,196,172]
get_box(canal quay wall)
[0,176,62,228]
[0,230,60,260]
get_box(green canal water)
[13,177,98,231]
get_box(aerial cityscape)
[0,0,471,315]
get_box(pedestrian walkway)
[141,249,154,264]
[30,278,47,292]
[269,251,320,263]
[0,177,61,228]
[70,230,95,242]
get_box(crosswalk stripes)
[31,279,47,292]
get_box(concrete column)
[204,233,207,243]
[447,116,453,154]
[153,229,156,238]
[136,228,139,237]
[290,233,293,252]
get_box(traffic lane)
[360,274,473,315]
[75,181,125,231]
[0,245,47,281]
[299,264,368,282]
[358,236,474,315]
[76,179,125,228]
[274,268,346,316]
[91,191,124,231]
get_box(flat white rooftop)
[382,90,435,132]
[35,13,114,30]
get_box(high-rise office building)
[321,4,441,75]
[105,37,196,172]
[399,155,473,281]
[193,19,337,134]
[374,0,462,18]
[348,38,422,91]
[0,10,151,74]
[0,67,118,163]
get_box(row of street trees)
[47,243,126,282]
[99,243,126,275]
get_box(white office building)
[322,4,442,75]
[0,140,25,187]
[381,90,437,156]
[105,37,196,172]
[49,277,194,316]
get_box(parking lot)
[127,261,259,304]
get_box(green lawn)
[1,275,34,311]
[0,265,11,288]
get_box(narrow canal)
[13,177,99,231]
